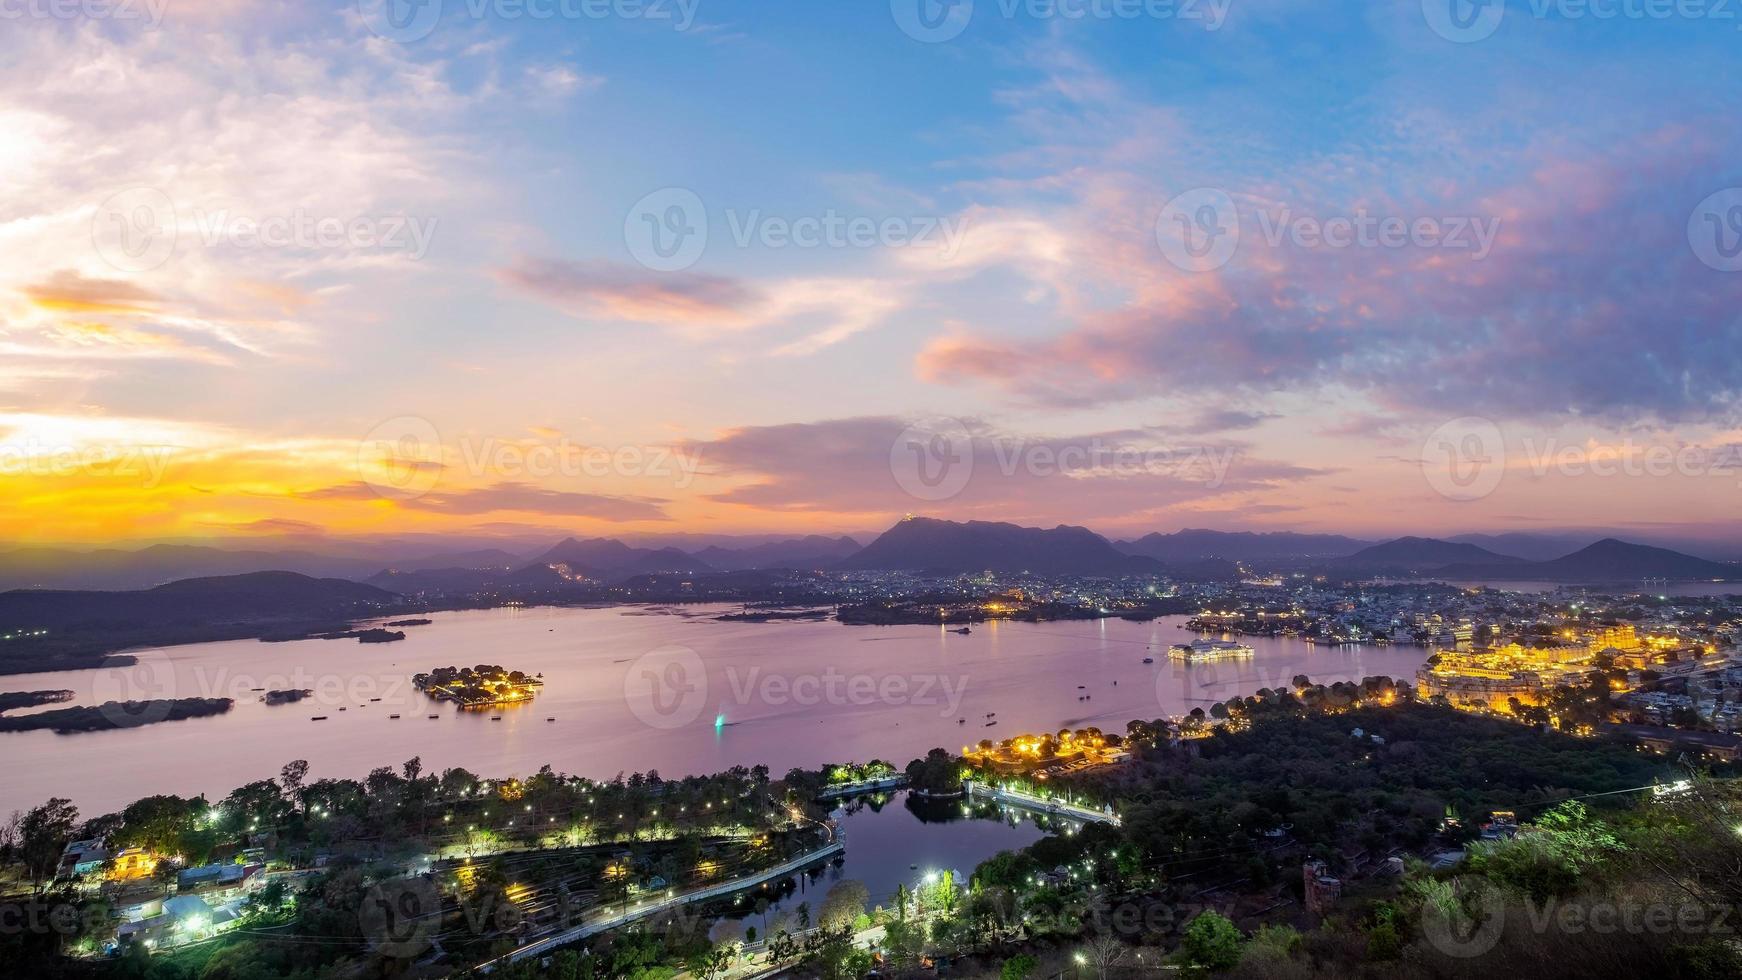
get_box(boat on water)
[950,626,972,635]
[984,720,997,727]
[1169,639,1257,662]
[1142,657,1154,664]
[310,716,327,721]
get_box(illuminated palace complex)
[1416,626,1701,710]
[962,728,1130,778]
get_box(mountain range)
[1116,529,1372,562]
[4,523,1736,594]
[837,518,1161,575]
[1433,539,1739,583]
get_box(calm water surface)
[712,791,1050,937]
[0,606,1430,815]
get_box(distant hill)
[1117,529,1369,562]
[836,518,1160,575]
[0,544,386,591]
[693,535,861,571]
[1334,537,1528,572]
[380,548,524,573]
[366,567,507,595]
[1436,539,1740,583]
[0,571,400,632]
[505,538,714,585]
[1445,533,1596,563]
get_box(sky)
[2,0,1741,549]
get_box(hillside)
[1437,538,1739,583]
[0,572,403,674]
[836,518,1160,575]
[1333,536,1526,571]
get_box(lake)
[0,606,1431,815]
[712,790,1054,939]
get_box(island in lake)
[411,664,544,708]
[0,697,233,733]
[261,688,314,706]
[0,689,76,713]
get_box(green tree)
[1175,911,1243,974]
[19,798,78,889]
[1002,953,1038,980]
